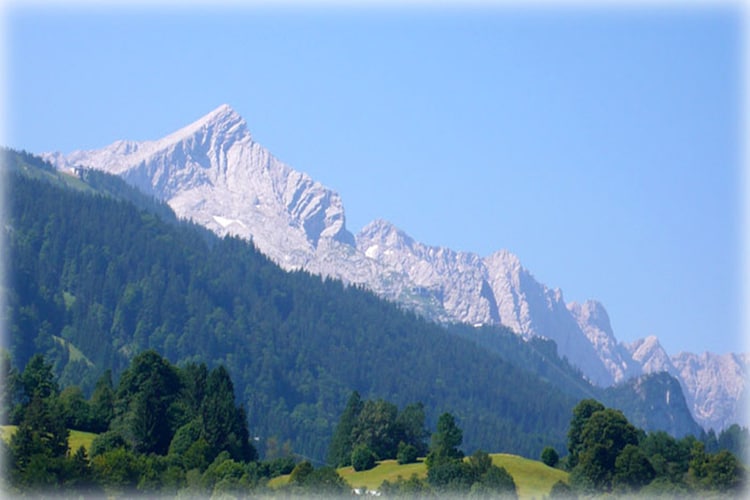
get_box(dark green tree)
[180,362,208,416]
[351,444,377,471]
[688,443,744,493]
[114,350,181,455]
[10,393,70,481]
[169,418,203,457]
[541,446,559,468]
[90,430,128,458]
[465,449,493,483]
[91,447,141,496]
[426,412,464,468]
[8,354,69,488]
[327,391,363,467]
[703,450,744,492]
[427,458,472,492]
[571,407,639,491]
[396,441,419,465]
[639,430,691,483]
[0,351,20,424]
[612,444,655,493]
[298,466,350,496]
[59,385,90,430]
[470,462,517,498]
[566,399,604,469]
[201,365,256,462]
[21,354,58,401]
[351,398,399,460]
[89,370,115,433]
[395,402,428,456]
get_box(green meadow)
[271,454,568,499]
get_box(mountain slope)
[41,105,746,431]
[5,150,707,462]
[5,155,578,460]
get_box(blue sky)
[4,4,745,356]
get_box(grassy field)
[1,425,98,454]
[271,454,568,499]
[490,453,569,499]
[338,458,427,491]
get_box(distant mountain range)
[43,104,748,432]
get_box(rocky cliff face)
[603,372,704,438]
[568,300,641,384]
[45,104,355,272]
[44,104,746,431]
[670,352,748,432]
[623,336,749,431]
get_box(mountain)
[624,336,749,432]
[41,108,618,386]
[2,148,704,461]
[603,371,704,438]
[42,105,747,431]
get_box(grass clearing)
[338,459,427,491]
[1,425,98,454]
[491,453,568,499]
[68,429,98,454]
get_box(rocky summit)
[44,104,748,432]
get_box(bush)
[397,442,419,465]
[541,446,560,468]
[351,444,377,471]
[90,430,128,458]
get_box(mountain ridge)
[41,104,748,432]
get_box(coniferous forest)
[2,150,747,496]
[4,150,577,460]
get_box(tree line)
[1,350,746,497]
[560,399,746,496]
[1,351,325,496]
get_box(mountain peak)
[199,103,243,127]
[160,104,248,147]
[358,219,413,245]
[568,300,614,336]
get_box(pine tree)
[426,412,464,468]
[327,391,363,467]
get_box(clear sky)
[3,2,745,356]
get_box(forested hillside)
[4,150,579,461]
[2,149,705,464]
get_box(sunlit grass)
[491,453,568,499]
[68,429,98,454]
[338,458,427,491]
[269,453,568,499]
